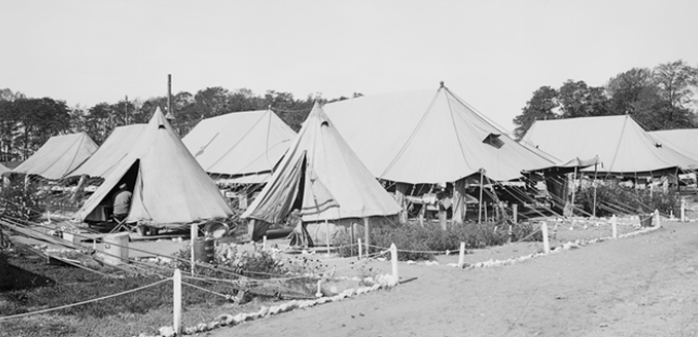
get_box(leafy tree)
[513,86,559,139]
[606,67,660,115]
[11,98,71,159]
[653,60,698,109]
[558,80,611,118]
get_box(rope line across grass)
[0,278,171,321]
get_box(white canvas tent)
[521,115,698,176]
[67,124,146,179]
[242,103,401,224]
[12,132,98,180]
[183,109,296,184]
[649,129,698,162]
[74,108,233,224]
[0,163,9,175]
[323,84,554,184]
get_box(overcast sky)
[1,0,697,131]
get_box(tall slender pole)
[569,166,578,217]
[124,95,129,124]
[592,163,598,218]
[167,74,172,118]
[478,170,484,224]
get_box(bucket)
[203,221,229,239]
[103,232,130,266]
[193,237,214,263]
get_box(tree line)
[0,86,362,162]
[513,60,698,139]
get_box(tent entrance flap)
[85,160,139,221]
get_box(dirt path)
[210,221,698,337]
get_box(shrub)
[336,220,539,261]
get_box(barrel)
[193,237,214,263]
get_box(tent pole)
[395,182,408,224]
[593,163,598,217]
[363,217,370,256]
[478,170,484,224]
[569,166,578,217]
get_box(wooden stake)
[173,269,182,335]
[262,235,267,250]
[541,222,550,254]
[457,242,465,269]
[681,199,686,222]
[512,204,518,224]
[654,209,660,227]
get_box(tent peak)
[440,81,445,88]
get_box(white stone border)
[145,274,398,337]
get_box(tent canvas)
[649,129,698,162]
[323,85,554,184]
[74,108,233,224]
[182,109,296,183]
[242,103,401,223]
[521,115,698,176]
[67,124,146,179]
[0,163,9,175]
[12,132,98,180]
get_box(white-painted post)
[681,199,686,222]
[512,204,518,224]
[262,235,267,251]
[457,242,466,269]
[190,224,198,276]
[315,279,323,298]
[173,269,182,335]
[390,243,399,283]
[611,215,618,239]
[541,222,550,254]
[358,239,363,259]
[654,209,661,227]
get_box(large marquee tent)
[322,84,554,184]
[521,115,698,176]
[67,124,147,179]
[12,132,98,180]
[182,109,296,184]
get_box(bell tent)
[12,132,98,180]
[67,124,147,179]
[521,115,698,176]
[242,103,401,225]
[74,108,233,224]
[182,109,296,184]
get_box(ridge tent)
[12,132,98,180]
[322,84,554,184]
[74,108,233,224]
[521,115,698,177]
[242,103,401,227]
[182,109,296,184]
[67,124,147,179]
[649,129,698,162]
[0,163,8,175]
